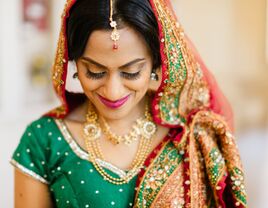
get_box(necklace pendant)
[142,121,157,139]
[83,123,101,140]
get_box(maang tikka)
[109,0,120,50]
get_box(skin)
[14,169,54,208]
[14,27,167,207]
[77,27,158,123]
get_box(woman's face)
[76,27,155,120]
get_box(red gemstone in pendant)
[113,43,118,50]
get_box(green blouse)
[11,117,137,208]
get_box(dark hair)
[67,0,161,71]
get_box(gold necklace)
[83,101,157,185]
[100,103,155,145]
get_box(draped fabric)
[19,0,247,207]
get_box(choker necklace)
[83,101,157,185]
[100,102,156,145]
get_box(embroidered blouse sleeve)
[10,121,49,184]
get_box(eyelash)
[86,70,106,79]
[86,69,141,80]
[121,71,141,80]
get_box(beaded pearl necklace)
[83,101,157,185]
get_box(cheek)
[126,72,151,92]
[78,73,102,93]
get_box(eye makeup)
[86,69,141,80]
[120,71,141,80]
[84,61,146,80]
[86,69,106,79]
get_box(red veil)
[165,1,234,129]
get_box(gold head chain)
[109,0,120,50]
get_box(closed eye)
[86,69,106,79]
[120,71,141,80]
[85,69,141,80]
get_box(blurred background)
[0,0,267,207]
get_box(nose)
[102,73,126,101]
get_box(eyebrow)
[81,57,145,70]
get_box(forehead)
[82,27,151,66]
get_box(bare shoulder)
[14,169,54,208]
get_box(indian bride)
[11,0,247,207]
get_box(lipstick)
[98,94,130,109]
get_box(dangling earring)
[148,67,161,92]
[150,72,159,81]
[73,72,78,79]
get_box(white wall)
[0,0,64,207]
[0,1,22,206]
[0,0,24,119]
[174,0,267,77]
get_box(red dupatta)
[46,0,247,207]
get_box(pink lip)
[98,94,130,109]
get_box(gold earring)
[150,72,159,81]
[72,72,78,79]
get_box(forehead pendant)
[109,0,120,50]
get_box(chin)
[98,107,131,120]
